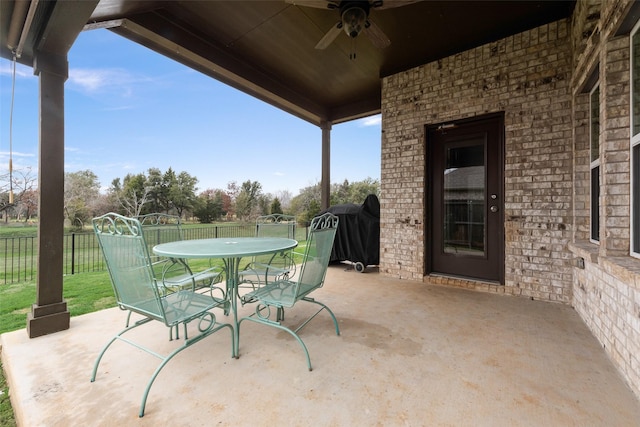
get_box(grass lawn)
[0,358,15,427]
[0,272,116,335]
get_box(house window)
[590,84,600,243]
[632,23,640,256]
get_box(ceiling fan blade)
[285,0,339,9]
[363,19,390,49]
[315,22,342,49]
[375,0,422,10]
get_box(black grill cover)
[323,194,380,266]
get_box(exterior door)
[426,114,504,283]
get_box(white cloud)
[68,67,152,95]
[357,115,381,127]
[0,150,35,158]
[69,68,121,92]
[103,105,134,111]
[0,61,34,79]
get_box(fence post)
[71,233,76,275]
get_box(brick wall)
[381,20,573,302]
[569,0,640,399]
[572,247,640,398]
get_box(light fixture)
[341,4,368,38]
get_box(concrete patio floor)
[2,265,640,426]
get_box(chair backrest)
[136,213,184,247]
[93,213,165,321]
[294,212,338,295]
[250,214,297,269]
[256,214,296,239]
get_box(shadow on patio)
[2,265,640,426]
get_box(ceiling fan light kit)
[341,3,369,38]
[296,0,399,52]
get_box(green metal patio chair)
[91,213,234,417]
[238,212,339,371]
[238,214,297,303]
[136,213,224,295]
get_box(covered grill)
[323,194,380,272]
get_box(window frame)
[590,83,600,244]
[631,20,640,258]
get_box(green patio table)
[153,237,298,357]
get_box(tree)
[330,179,351,206]
[108,167,201,219]
[303,199,321,225]
[329,178,379,205]
[110,173,151,217]
[145,167,168,213]
[64,170,101,229]
[270,197,283,214]
[226,181,240,200]
[289,178,380,225]
[91,192,120,217]
[0,166,38,222]
[214,190,228,218]
[257,194,271,216]
[194,189,225,223]
[167,170,199,218]
[289,182,321,224]
[348,177,380,203]
[225,181,240,218]
[235,180,262,220]
[273,189,292,210]
[16,188,38,221]
[221,189,233,219]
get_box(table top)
[153,237,298,259]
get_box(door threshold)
[427,273,503,287]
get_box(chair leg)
[138,321,235,416]
[169,324,180,340]
[91,318,154,383]
[240,315,313,371]
[92,318,235,417]
[299,297,341,336]
[239,298,339,371]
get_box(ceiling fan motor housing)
[340,1,370,38]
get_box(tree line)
[1,166,379,228]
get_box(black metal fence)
[0,224,308,285]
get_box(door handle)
[490,205,499,213]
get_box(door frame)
[424,112,505,284]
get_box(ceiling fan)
[288,1,418,50]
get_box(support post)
[321,121,332,210]
[27,51,70,338]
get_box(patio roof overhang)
[2,0,575,126]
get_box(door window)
[443,143,485,256]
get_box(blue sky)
[0,28,381,196]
